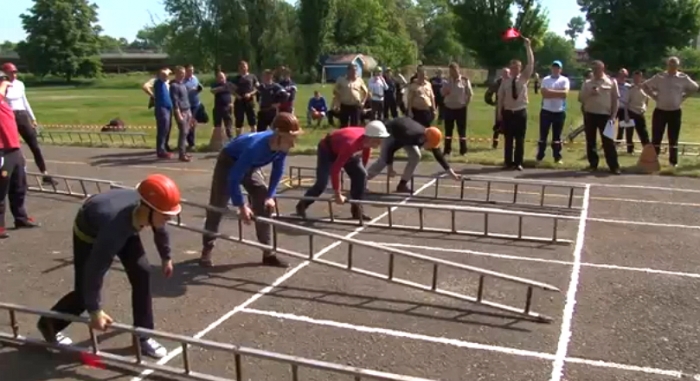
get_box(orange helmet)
[424,126,442,149]
[136,174,182,215]
[272,112,303,134]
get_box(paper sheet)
[603,119,616,139]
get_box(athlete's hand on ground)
[239,205,254,224]
[264,198,276,211]
[451,172,462,181]
[161,259,173,278]
[89,310,114,331]
[334,193,347,205]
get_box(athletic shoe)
[15,218,40,229]
[0,227,8,239]
[262,255,289,268]
[140,338,167,359]
[37,322,73,346]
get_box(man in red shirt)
[0,70,39,239]
[295,120,390,220]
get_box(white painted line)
[367,242,700,279]
[550,184,590,381]
[130,178,439,381]
[587,217,700,230]
[241,307,695,379]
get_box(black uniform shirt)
[231,73,259,97]
[385,117,450,170]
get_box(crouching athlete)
[200,112,302,268]
[367,117,461,193]
[37,174,182,359]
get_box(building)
[321,54,378,82]
[575,48,590,64]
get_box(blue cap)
[552,60,563,68]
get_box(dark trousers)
[537,110,566,161]
[213,106,233,138]
[584,112,619,170]
[154,107,172,155]
[0,149,29,228]
[339,104,362,127]
[202,151,272,255]
[383,95,398,119]
[234,99,256,129]
[411,108,434,127]
[443,106,467,155]
[300,143,366,214]
[187,106,199,147]
[174,110,192,156]
[651,108,682,165]
[13,110,47,173]
[38,234,154,338]
[436,102,445,122]
[616,109,651,153]
[370,100,384,120]
[257,108,277,132]
[502,109,528,167]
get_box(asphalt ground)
[1,146,700,381]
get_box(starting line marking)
[240,307,694,379]
[130,178,440,381]
[367,243,700,279]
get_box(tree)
[564,16,585,42]
[99,36,129,52]
[16,0,102,81]
[535,32,580,74]
[452,0,549,80]
[0,41,16,53]
[129,24,172,51]
[579,0,700,70]
[666,47,700,68]
[418,0,469,66]
[298,0,337,72]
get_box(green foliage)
[298,0,337,70]
[0,41,17,53]
[579,0,700,70]
[16,0,103,81]
[565,16,586,42]
[535,32,581,74]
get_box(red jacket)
[324,127,370,192]
[0,99,20,150]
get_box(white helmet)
[364,120,390,138]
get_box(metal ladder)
[0,303,434,381]
[287,165,586,211]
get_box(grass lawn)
[24,78,700,176]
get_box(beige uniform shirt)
[498,76,529,111]
[143,77,170,92]
[408,80,434,110]
[643,72,699,111]
[580,76,619,115]
[442,76,473,109]
[624,85,649,115]
[334,76,368,107]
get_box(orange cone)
[637,143,660,174]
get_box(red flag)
[80,352,106,369]
[503,27,521,40]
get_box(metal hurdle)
[27,174,561,322]
[0,303,434,381]
[37,129,148,145]
[271,194,576,245]
[26,172,119,198]
[287,165,586,211]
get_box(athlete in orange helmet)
[366,117,461,193]
[37,174,182,359]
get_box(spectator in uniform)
[614,68,633,152]
[366,117,461,193]
[485,68,510,149]
[0,69,39,239]
[578,60,620,173]
[430,69,447,122]
[210,71,234,139]
[497,37,534,171]
[256,70,286,132]
[184,64,204,149]
[333,64,368,128]
[382,67,398,119]
[1,63,56,185]
[199,113,302,268]
[368,69,389,121]
[231,61,259,136]
[441,62,473,156]
[152,69,173,158]
[642,56,699,167]
[295,121,390,221]
[621,71,651,152]
[169,66,193,162]
[395,68,409,116]
[36,174,181,359]
[536,60,570,164]
[277,67,297,114]
[407,67,436,127]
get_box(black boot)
[395,180,412,193]
[295,202,307,218]
[351,204,371,221]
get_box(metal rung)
[286,166,585,211]
[26,172,120,198]
[175,200,560,322]
[37,129,148,145]
[0,304,432,381]
[270,194,575,245]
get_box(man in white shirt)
[1,62,56,185]
[614,68,633,151]
[536,60,570,164]
[368,69,388,120]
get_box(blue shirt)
[184,75,201,108]
[222,130,287,206]
[154,79,172,109]
[308,97,327,112]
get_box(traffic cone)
[637,144,660,174]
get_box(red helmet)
[1,63,17,73]
[136,174,182,215]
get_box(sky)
[1,0,592,49]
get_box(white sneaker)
[140,338,167,359]
[55,333,73,346]
[38,322,73,346]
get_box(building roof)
[323,54,378,70]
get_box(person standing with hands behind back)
[441,62,473,156]
[231,61,259,136]
[497,36,534,171]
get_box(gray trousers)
[175,109,192,155]
[366,136,422,182]
[202,151,272,256]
